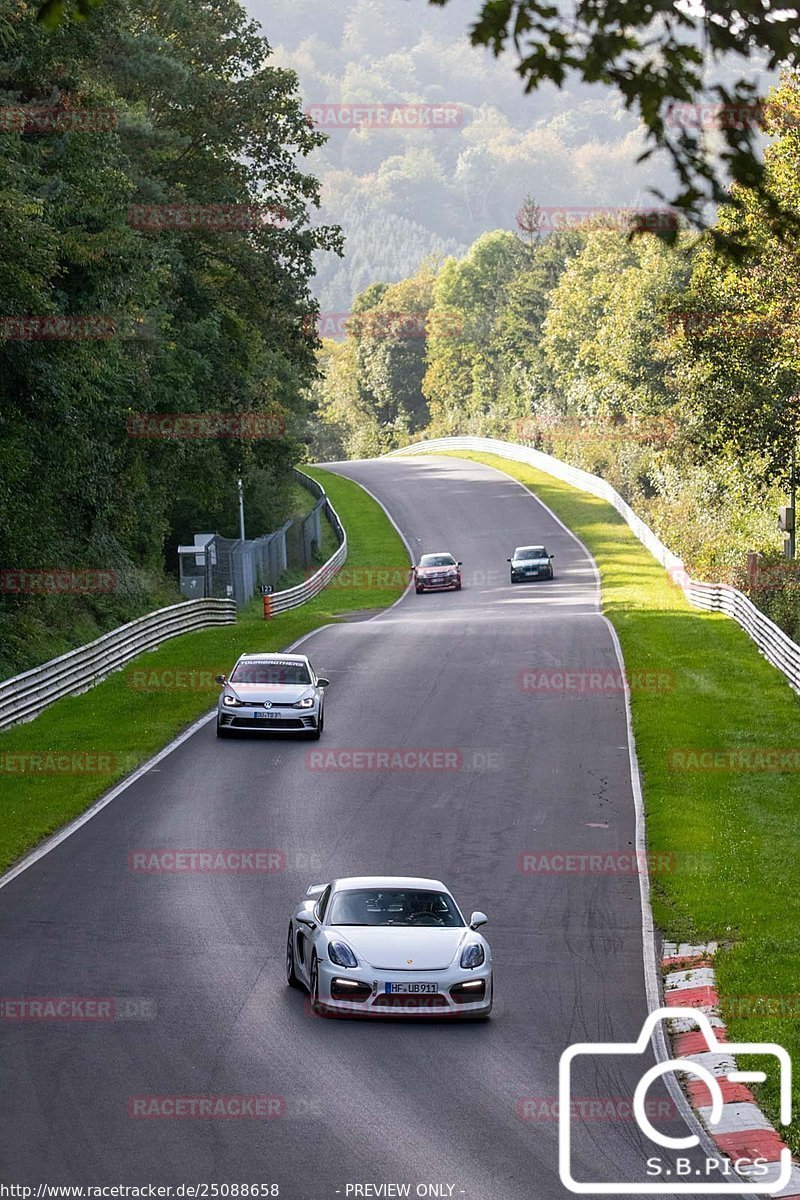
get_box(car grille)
[221,715,312,730]
[372,994,448,1009]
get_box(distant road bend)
[0,454,726,1198]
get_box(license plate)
[384,982,438,994]
[255,711,280,720]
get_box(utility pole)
[779,430,797,559]
[791,440,797,561]
[237,476,246,542]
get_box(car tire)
[307,709,323,741]
[455,582,461,591]
[415,586,424,594]
[216,722,231,738]
[309,953,324,1015]
[286,926,302,989]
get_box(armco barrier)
[0,470,349,729]
[268,469,347,615]
[388,436,800,695]
[0,599,236,731]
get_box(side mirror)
[469,911,488,930]
[317,678,330,688]
[296,913,316,930]
[506,558,512,563]
[549,555,555,560]
[457,561,463,566]
[214,674,226,685]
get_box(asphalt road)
[0,455,727,1198]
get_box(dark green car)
[508,545,554,583]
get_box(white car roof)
[237,652,309,664]
[333,875,448,892]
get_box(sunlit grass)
[0,467,408,873]
[443,449,800,1151]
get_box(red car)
[414,552,462,593]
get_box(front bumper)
[315,959,492,1018]
[217,705,320,732]
[511,567,551,581]
[416,574,460,591]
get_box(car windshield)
[230,661,311,686]
[328,888,464,928]
[419,554,455,567]
[516,547,547,561]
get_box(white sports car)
[286,875,492,1018]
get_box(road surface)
[0,455,724,1197]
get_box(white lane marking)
[0,709,217,892]
[438,451,736,1175]
[0,471,408,894]
[315,466,415,623]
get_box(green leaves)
[1,0,339,674]
[429,0,800,250]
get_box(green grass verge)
[436,449,800,1149]
[0,466,408,875]
[273,477,341,590]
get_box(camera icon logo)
[558,1006,792,1194]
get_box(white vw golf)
[286,875,492,1018]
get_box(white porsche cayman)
[286,875,492,1018]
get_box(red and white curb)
[662,941,800,1196]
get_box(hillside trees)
[0,0,340,673]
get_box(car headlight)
[460,943,485,969]
[223,694,242,707]
[328,941,358,968]
[293,695,315,709]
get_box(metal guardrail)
[389,435,800,695]
[0,470,350,729]
[268,469,347,616]
[0,598,236,731]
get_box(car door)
[297,884,332,983]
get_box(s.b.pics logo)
[558,1008,792,1194]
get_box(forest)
[0,0,339,676]
[310,72,800,639]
